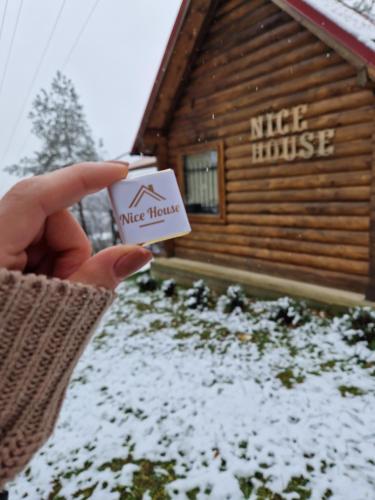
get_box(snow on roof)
[307,0,375,51]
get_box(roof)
[132,0,375,155]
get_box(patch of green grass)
[62,460,93,480]
[200,329,212,340]
[253,486,274,499]
[238,476,254,498]
[92,328,116,348]
[135,301,154,313]
[99,456,177,499]
[93,329,109,341]
[47,479,63,499]
[173,320,230,343]
[237,473,312,500]
[284,476,311,499]
[338,385,366,397]
[276,369,305,389]
[249,330,272,353]
[174,331,193,340]
[122,461,175,498]
[149,319,169,331]
[99,457,128,472]
[54,454,208,499]
[186,487,200,499]
[320,360,337,372]
[72,484,98,499]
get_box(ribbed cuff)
[0,269,115,488]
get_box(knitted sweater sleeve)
[0,268,115,489]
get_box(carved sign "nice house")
[250,104,336,164]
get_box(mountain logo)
[128,184,166,208]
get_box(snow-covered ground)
[9,279,375,499]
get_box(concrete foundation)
[152,257,375,310]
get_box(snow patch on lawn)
[9,283,375,499]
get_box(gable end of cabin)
[135,0,375,300]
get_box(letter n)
[251,116,264,140]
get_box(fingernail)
[107,160,129,166]
[114,248,152,278]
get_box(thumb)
[68,245,152,290]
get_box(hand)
[0,162,152,290]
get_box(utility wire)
[62,0,101,70]
[0,0,9,48]
[0,0,23,103]
[1,0,67,164]
[14,0,101,163]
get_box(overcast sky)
[0,0,181,196]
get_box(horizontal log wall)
[167,0,375,293]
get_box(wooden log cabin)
[131,0,375,304]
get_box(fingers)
[0,162,127,268]
[17,161,128,216]
[45,210,92,279]
[68,245,153,290]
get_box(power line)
[1,0,67,164]
[62,0,101,70]
[14,0,101,162]
[0,0,23,103]
[0,0,9,48]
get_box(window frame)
[177,141,226,224]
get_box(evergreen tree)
[6,71,102,233]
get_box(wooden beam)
[366,115,375,299]
[155,137,175,258]
[173,248,368,293]
[162,0,221,132]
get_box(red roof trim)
[131,0,191,154]
[283,0,375,67]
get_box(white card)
[108,169,191,245]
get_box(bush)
[268,297,307,326]
[136,273,158,293]
[161,279,176,298]
[341,307,375,350]
[185,280,211,310]
[217,285,247,314]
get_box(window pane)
[183,150,218,214]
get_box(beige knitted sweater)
[0,268,114,489]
